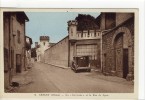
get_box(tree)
[31,48,37,58]
[75,14,99,31]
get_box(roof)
[26,36,33,44]
[16,12,29,21]
[40,36,49,41]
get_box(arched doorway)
[114,33,129,78]
[111,27,133,79]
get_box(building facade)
[101,13,134,80]
[3,12,29,88]
[68,20,101,70]
[44,20,101,70]
[35,36,49,62]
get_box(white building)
[35,36,49,62]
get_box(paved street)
[11,62,133,93]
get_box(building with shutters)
[3,12,29,89]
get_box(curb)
[43,62,70,69]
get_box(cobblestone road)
[12,62,134,93]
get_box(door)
[76,44,97,68]
[115,35,123,77]
[123,49,129,78]
[16,54,21,73]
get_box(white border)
[0,0,145,99]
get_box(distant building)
[3,12,29,89]
[35,36,51,62]
[25,36,33,69]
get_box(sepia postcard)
[0,8,139,99]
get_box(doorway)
[123,49,129,78]
[16,54,21,73]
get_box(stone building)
[35,36,49,62]
[3,12,29,88]
[68,20,101,69]
[101,13,134,80]
[44,20,101,70]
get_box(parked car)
[71,56,91,73]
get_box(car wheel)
[88,69,91,72]
[74,70,77,73]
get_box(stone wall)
[102,17,134,80]
[44,36,69,67]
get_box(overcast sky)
[25,12,100,47]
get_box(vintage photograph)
[3,9,135,94]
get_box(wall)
[102,17,134,80]
[36,47,41,62]
[12,13,26,73]
[44,36,69,67]
[100,13,116,30]
[4,12,26,88]
[76,30,101,40]
[4,13,11,88]
[116,13,134,26]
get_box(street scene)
[9,62,133,93]
[3,11,134,93]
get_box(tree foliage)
[31,48,37,58]
[75,14,99,31]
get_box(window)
[71,28,73,36]
[43,42,45,46]
[98,32,100,36]
[81,33,83,38]
[17,30,21,43]
[88,32,90,37]
[94,32,96,37]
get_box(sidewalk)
[87,69,134,86]
[12,70,32,85]
[42,62,70,69]
[6,64,34,92]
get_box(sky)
[25,12,100,47]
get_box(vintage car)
[71,56,91,73]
